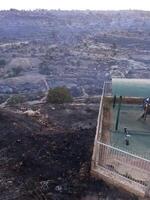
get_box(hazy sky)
[0,0,150,11]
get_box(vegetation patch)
[47,87,72,104]
[0,59,6,67]
[7,94,26,105]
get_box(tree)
[47,87,72,104]
[112,43,117,56]
[39,65,50,75]
[12,67,22,76]
[8,67,23,77]
[0,59,6,68]
[7,95,25,105]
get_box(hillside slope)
[0,104,137,200]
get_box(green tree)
[47,87,72,104]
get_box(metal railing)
[92,81,150,195]
[95,81,112,140]
[95,84,105,141]
[92,83,105,167]
[95,81,112,141]
[104,81,112,96]
[97,141,150,186]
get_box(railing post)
[145,181,150,198]
[115,96,122,131]
[92,82,105,169]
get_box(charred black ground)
[0,103,138,200]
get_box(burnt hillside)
[0,105,137,200]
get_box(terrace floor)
[110,102,150,160]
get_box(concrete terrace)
[91,79,150,198]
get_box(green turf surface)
[111,104,150,160]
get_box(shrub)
[0,59,6,67]
[7,67,23,77]
[47,87,72,104]
[7,95,26,105]
[11,67,22,76]
[39,65,50,75]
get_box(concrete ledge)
[91,166,146,198]
[104,96,143,104]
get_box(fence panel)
[97,141,150,186]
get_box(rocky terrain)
[0,98,138,200]
[0,10,149,199]
[0,10,150,101]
